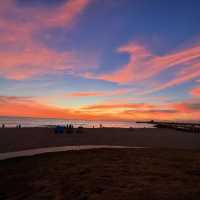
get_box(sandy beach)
[1,127,200,199]
[1,148,200,200]
[0,127,200,153]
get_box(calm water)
[0,116,154,128]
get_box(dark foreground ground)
[1,148,200,200]
[1,127,200,153]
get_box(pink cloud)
[0,0,91,47]
[89,42,200,89]
[80,41,200,96]
[39,0,91,28]
[190,86,200,96]
[0,0,91,29]
[168,100,200,120]
[145,62,200,94]
[0,0,94,80]
[0,47,97,80]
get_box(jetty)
[137,121,200,133]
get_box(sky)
[0,0,200,121]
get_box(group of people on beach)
[66,124,74,129]
[1,124,22,128]
[54,124,83,134]
[1,123,104,130]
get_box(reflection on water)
[0,116,154,128]
[0,145,146,160]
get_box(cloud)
[80,101,200,121]
[85,41,200,94]
[0,95,135,121]
[0,95,33,104]
[0,0,91,44]
[0,95,83,119]
[172,102,200,112]
[0,95,200,121]
[0,0,94,80]
[80,101,180,121]
[82,102,157,110]
[98,42,200,84]
[1,0,91,29]
[38,0,91,28]
[145,62,200,94]
[0,47,97,80]
[66,88,132,97]
[190,86,200,96]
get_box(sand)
[0,127,200,153]
[1,148,200,200]
[1,128,200,199]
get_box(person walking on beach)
[17,124,21,128]
[66,124,74,133]
[2,124,5,128]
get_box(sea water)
[0,116,154,128]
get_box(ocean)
[0,116,154,128]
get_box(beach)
[1,127,200,199]
[1,148,200,200]
[1,127,200,153]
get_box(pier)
[137,121,200,133]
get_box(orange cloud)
[66,88,132,97]
[191,87,200,96]
[0,95,89,120]
[122,109,178,121]
[67,91,105,97]
[82,103,157,110]
[171,101,200,117]
[0,95,133,121]
[172,103,191,113]
[1,96,200,121]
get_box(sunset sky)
[0,0,200,121]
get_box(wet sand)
[1,148,200,200]
[1,127,200,153]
